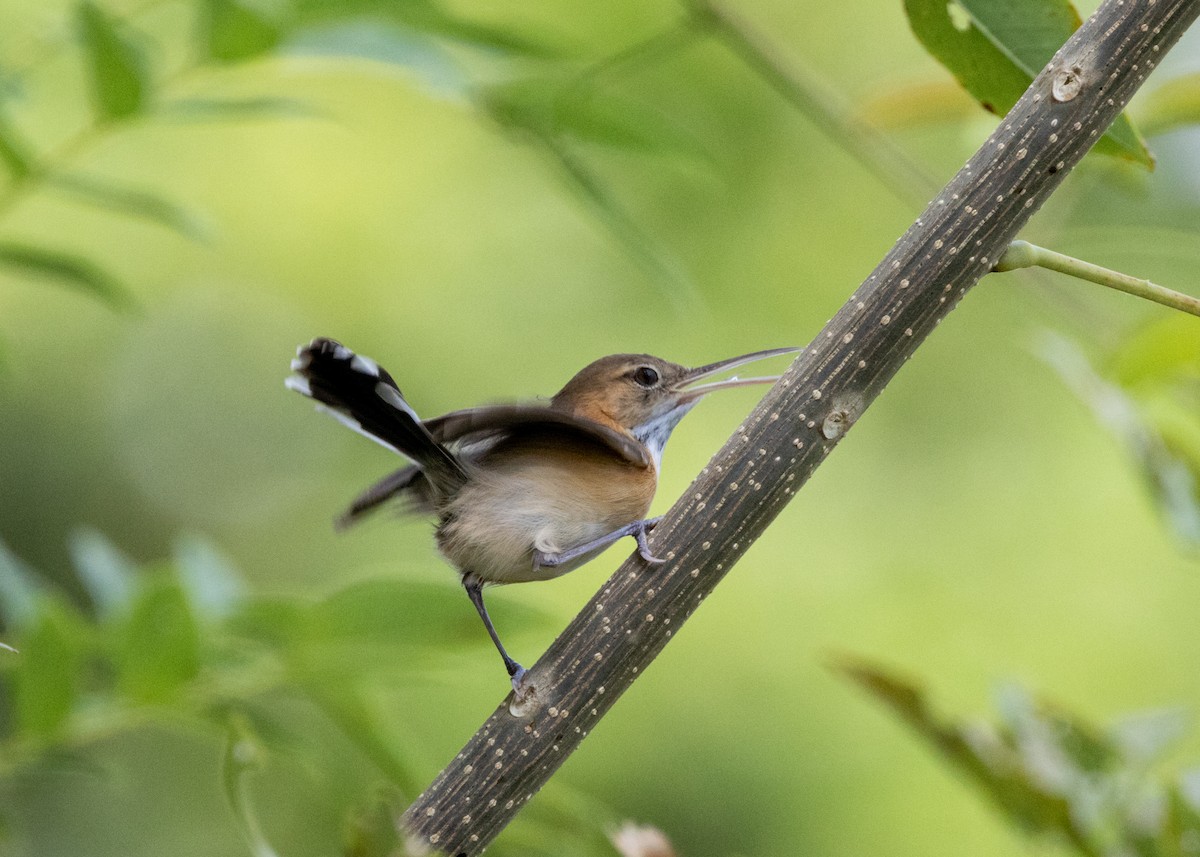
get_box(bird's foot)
[634,516,666,565]
[532,516,667,572]
[508,665,541,717]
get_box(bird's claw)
[634,518,666,565]
[510,665,530,699]
[532,516,667,572]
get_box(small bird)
[286,338,795,696]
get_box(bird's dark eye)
[632,366,660,388]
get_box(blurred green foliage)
[842,659,1200,857]
[0,533,607,856]
[0,0,1199,855]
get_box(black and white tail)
[286,338,466,496]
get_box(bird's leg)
[463,575,529,697]
[534,516,665,571]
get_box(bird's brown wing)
[335,463,431,530]
[337,404,649,529]
[425,405,651,468]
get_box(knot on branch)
[821,392,864,440]
[1051,62,1085,102]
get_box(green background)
[2,0,1199,855]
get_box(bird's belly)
[436,453,654,585]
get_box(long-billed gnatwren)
[287,338,795,697]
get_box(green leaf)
[1165,782,1200,852]
[174,534,245,619]
[203,0,283,62]
[1138,72,1200,137]
[0,538,41,632]
[13,603,84,737]
[159,96,315,121]
[1180,769,1200,812]
[995,683,1117,778]
[78,1,150,120]
[1108,314,1200,389]
[46,173,210,240]
[835,658,1081,839]
[0,241,137,309]
[291,579,551,684]
[289,0,558,58]
[842,659,1200,856]
[1041,331,1200,547]
[69,528,137,620]
[117,581,200,703]
[1098,114,1153,169]
[227,596,308,650]
[233,580,547,674]
[393,4,558,57]
[313,579,501,649]
[903,0,1153,167]
[1111,708,1190,766]
[285,22,468,95]
[0,109,34,179]
[1103,317,1200,551]
[1143,394,1200,539]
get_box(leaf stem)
[567,19,702,94]
[528,129,708,315]
[995,240,1200,318]
[687,0,940,207]
[223,716,281,857]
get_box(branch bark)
[402,1,1200,852]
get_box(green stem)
[687,0,940,208]
[531,129,707,315]
[995,240,1200,318]
[223,716,281,857]
[0,122,112,225]
[566,18,702,96]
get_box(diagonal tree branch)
[401,1,1200,852]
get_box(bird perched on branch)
[287,338,795,697]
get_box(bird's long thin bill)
[675,346,798,402]
[682,375,782,398]
[681,374,782,400]
[685,346,799,381]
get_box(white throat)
[632,403,696,472]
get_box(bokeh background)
[2,1,1200,856]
